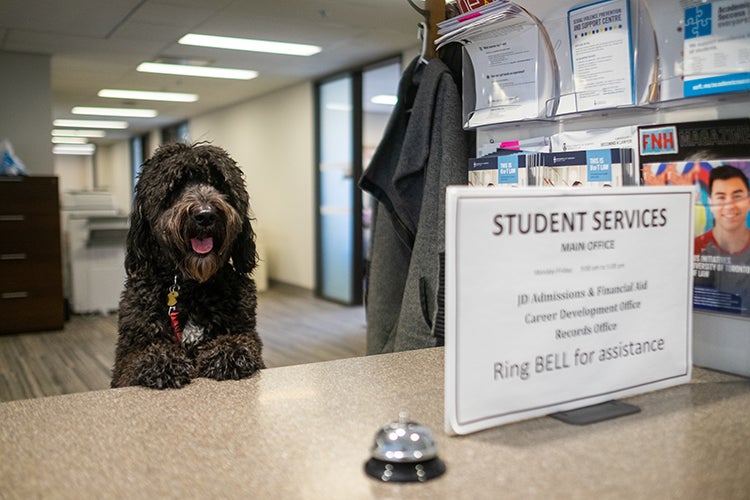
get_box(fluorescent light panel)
[53,119,128,129]
[72,106,157,118]
[325,103,352,112]
[98,89,199,102]
[52,129,106,138]
[180,33,321,56]
[52,137,88,144]
[137,62,257,80]
[53,144,96,155]
[371,94,398,106]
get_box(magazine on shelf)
[640,159,750,319]
[638,118,750,377]
[637,118,750,165]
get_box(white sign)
[463,17,540,126]
[568,0,635,110]
[683,0,750,97]
[445,187,694,435]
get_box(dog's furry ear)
[203,145,250,211]
[232,218,258,274]
[124,198,161,277]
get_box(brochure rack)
[442,0,749,129]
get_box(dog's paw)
[132,344,196,389]
[196,336,264,381]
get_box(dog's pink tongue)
[191,237,214,254]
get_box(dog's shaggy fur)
[111,142,264,389]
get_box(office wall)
[53,154,94,193]
[0,51,53,175]
[190,82,316,289]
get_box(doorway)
[315,57,402,305]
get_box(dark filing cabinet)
[0,176,65,334]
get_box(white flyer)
[568,0,635,110]
[463,17,540,126]
[445,186,694,435]
[683,0,750,97]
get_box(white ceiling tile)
[4,0,422,140]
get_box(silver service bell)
[364,412,446,483]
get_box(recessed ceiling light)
[52,137,88,144]
[72,106,157,118]
[370,94,398,106]
[137,62,258,80]
[53,119,128,129]
[53,144,96,155]
[179,33,321,56]
[52,129,106,138]
[325,103,352,112]
[98,89,199,102]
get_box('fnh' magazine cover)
[641,159,750,318]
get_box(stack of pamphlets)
[469,147,633,188]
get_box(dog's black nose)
[194,209,216,227]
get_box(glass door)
[316,75,363,304]
[315,58,401,305]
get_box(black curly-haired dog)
[111,142,264,389]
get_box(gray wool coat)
[360,56,470,354]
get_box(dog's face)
[126,143,257,282]
[155,183,243,282]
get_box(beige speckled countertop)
[1,347,749,499]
